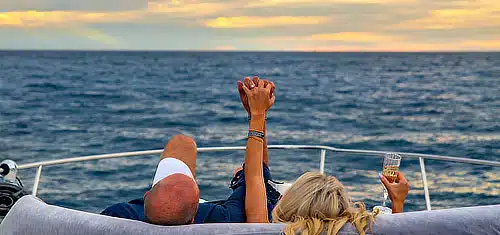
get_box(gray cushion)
[1,196,500,235]
[0,196,285,235]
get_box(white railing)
[16,145,500,211]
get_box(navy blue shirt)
[101,185,247,223]
[101,164,280,223]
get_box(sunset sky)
[0,0,499,51]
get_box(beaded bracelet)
[248,130,265,140]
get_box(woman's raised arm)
[239,78,275,223]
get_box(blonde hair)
[272,172,375,235]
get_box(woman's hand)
[240,78,275,117]
[380,171,410,213]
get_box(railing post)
[32,165,43,196]
[320,149,326,174]
[419,157,431,211]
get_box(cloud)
[0,1,233,29]
[460,39,500,49]
[69,27,123,47]
[288,42,465,52]
[204,16,331,28]
[245,0,415,8]
[309,32,405,42]
[260,31,499,51]
[393,0,500,30]
[262,32,405,43]
[0,0,148,11]
[394,9,500,30]
[0,11,142,28]
[0,10,128,47]
[147,1,229,16]
[0,0,499,51]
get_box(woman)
[239,76,410,234]
[272,171,409,235]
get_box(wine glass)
[373,153,401,214]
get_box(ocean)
[0,51,498,213]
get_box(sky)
[0,0,499,51]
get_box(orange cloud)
[262,32,405,43]
[147,1,228,16]
[204,16,330,28]
[0,11,141,28]
[460,40,500,49]
[0,13,23,26]
[310,32,405,42]
[290,42,465,52]
[0,11,128,46]
[0,1,230,28]
[394,1,500,30]
[246,0,415,7]
[1,0,498,51]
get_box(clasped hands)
[237,76,275,117]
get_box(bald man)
[101,134,281,224]
[143,134,199,225]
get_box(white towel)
[152,158,194,187]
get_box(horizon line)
[1,49,500,53]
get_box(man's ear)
[144,191,150,200]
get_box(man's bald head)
[144,173,200,225]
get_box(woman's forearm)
[263,120,269,167]
[245,115,269,223]
[392,201,404,214]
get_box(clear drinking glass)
[373,153,401,214]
